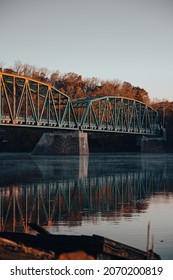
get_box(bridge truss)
[72,96,160,135]
[0,72,160,135]
[0,72,78,129]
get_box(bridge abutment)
[32,131,89,155]
[140,128,166,153]
[140,137,166,153]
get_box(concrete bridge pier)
[32,131,89,155]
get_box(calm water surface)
[0,153,173,259]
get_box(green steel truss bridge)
[0,71,161,136]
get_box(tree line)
[1,60,149,103]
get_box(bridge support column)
[32,131,89,155]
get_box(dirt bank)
[0,237,94,260]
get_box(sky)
[0,0,173,101]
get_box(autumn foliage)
[1,60,149,103]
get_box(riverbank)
[0,237,94,260]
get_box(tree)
[0,61,5,71]
[13,60,23,74]
[50,70,61,85]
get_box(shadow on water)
[0,153,173,259]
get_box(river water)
[0,153,173,260]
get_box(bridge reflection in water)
[0,154,170,233]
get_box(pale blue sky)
[0,0,173,101]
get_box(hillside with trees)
[1,60,150,103]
